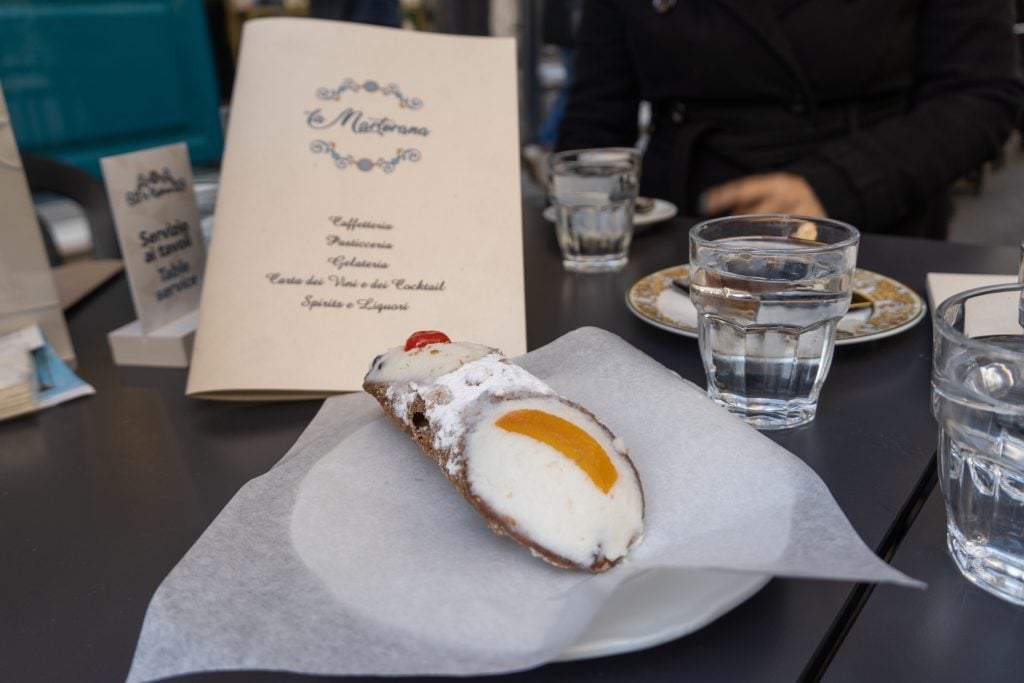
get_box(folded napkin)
[127,327,918,682]
[926,272,1019,337]
[925,272,1016,312]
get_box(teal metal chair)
[0,0,224,177]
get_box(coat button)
[790,94,807,115]
[670,102,686,124]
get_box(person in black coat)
[556,0,1024,238]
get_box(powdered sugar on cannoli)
[425,354,553,452]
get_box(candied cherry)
[404,330,451,351]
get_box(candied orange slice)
[495,409,618,493]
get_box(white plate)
[557,568,770,661]
[626,265,927,345]
[543,198,678,231]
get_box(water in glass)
[934,334,1024,604]
[548,148,639,273]
[552,191,633,272]
[690,236,853,429]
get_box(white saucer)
[543,198,678,232]
[557,568,769,660]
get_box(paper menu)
[0,82,74,364]
[186,18,525,399]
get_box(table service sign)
[932,282,1024,605]
[0,82,75,364]
[128,328,918,682]
[688,215,859,429]
[185,19,525,399]
[101,142,206,367]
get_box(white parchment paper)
[127,327,919,682]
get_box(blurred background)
[1,0,1021,264]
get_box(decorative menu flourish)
[307,78,426,173]
[186,18,524,399]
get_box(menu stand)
[107,311,197,368]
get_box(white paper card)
[964,291,1024,338]
[185,19,525,399]
[0,82,75,363]
[926,272,1019,337]
[101,142,206,333]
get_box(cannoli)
[363,330,645,572]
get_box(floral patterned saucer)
[626,265,926,345]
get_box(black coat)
[556,0,1023,237]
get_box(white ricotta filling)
[365,342,496,384]
[464,397,644,567]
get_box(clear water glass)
[933,282,1024,605]
[547,148,640,273]
[1018,241,1023,283]
[688,215,859,429]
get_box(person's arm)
[784,0,1023,233]
[555,0,642,151]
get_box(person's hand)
[702,172,826,217]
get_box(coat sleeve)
[786,0,1024,233]
[555,0,642,151]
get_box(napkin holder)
[0,84,76,364]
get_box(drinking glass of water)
[1018,240,1023,326]
[547,148,640,273]
[933,281,1024,605]
[688,215,860,429]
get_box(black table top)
[1,209,1019,683]
[824,487,1024,683]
